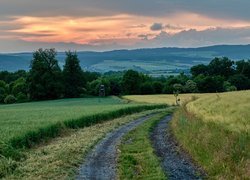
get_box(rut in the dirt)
[151,116,205,180]
[76,114,154,180]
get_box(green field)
[0,97,131,144]
[5,110,165,179]
[0,96,166,178]
[0,97,166,153]
[91,59,191,76]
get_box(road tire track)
[151,115,206,180]
[76,114,154,180]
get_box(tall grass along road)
[76,114,156,180]
[151,116,205,179]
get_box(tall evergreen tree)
[28,48,63,100]
[63,51,85,98]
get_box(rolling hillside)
[1,45,250,76]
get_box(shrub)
[0,87,6,103]
[16,93,29,103]
[4,95,16,104]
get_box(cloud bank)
[1,0,250,52]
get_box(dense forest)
[0,48,250,104]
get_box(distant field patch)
[123,93,206,105]
[91,59,190,76]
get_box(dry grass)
[187,90,250,132]
[5,109,165,180]
[123,94,206,105]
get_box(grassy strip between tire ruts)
[171,105,250,179]
[1,109,167,179]
[118,109,173,180]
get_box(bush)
[0,87,6,103]
[16,93,29,103]
[140,82,154,95]
[153,82,163,94]
[4,95,16,104]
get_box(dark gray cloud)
[150,23,184,31]
[150,23,164,31]
[1,0,250,21]
[138,34,154,40]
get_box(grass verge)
[3,109,167,179]
[117,109,173,179]
[171,105,250,179]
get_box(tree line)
[0,48,250,104]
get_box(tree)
[184,80,198,93]
[63,51,85,98]
[11,77,28,102]
[140,82,154,95]
[163,76,182,94]
[28,48,63,100]
[0,80,7,103]
[236,60,250,79]
[194,75,224,93]
[0,70,27,83]
[11,78,28,96]
[153,81,163,94]
[208,57,235,78]
[122,70,141,95]
[229,74,250,90]
[223,81,237,92]
[87,78,111,96]
[4,95,16,104]
[108,77,122,95]
[0,87,5,103]
[191,64,208,77]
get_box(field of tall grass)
[0,97,125,144]
[0,97,165,157]
[187,90,250,132]
[125,91,250,178]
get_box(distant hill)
[1,45,250,76]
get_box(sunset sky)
[1,0,250,52]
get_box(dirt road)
[76,114,154,180]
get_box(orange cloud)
[3,13,250,46]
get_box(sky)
[1,0,250,52]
